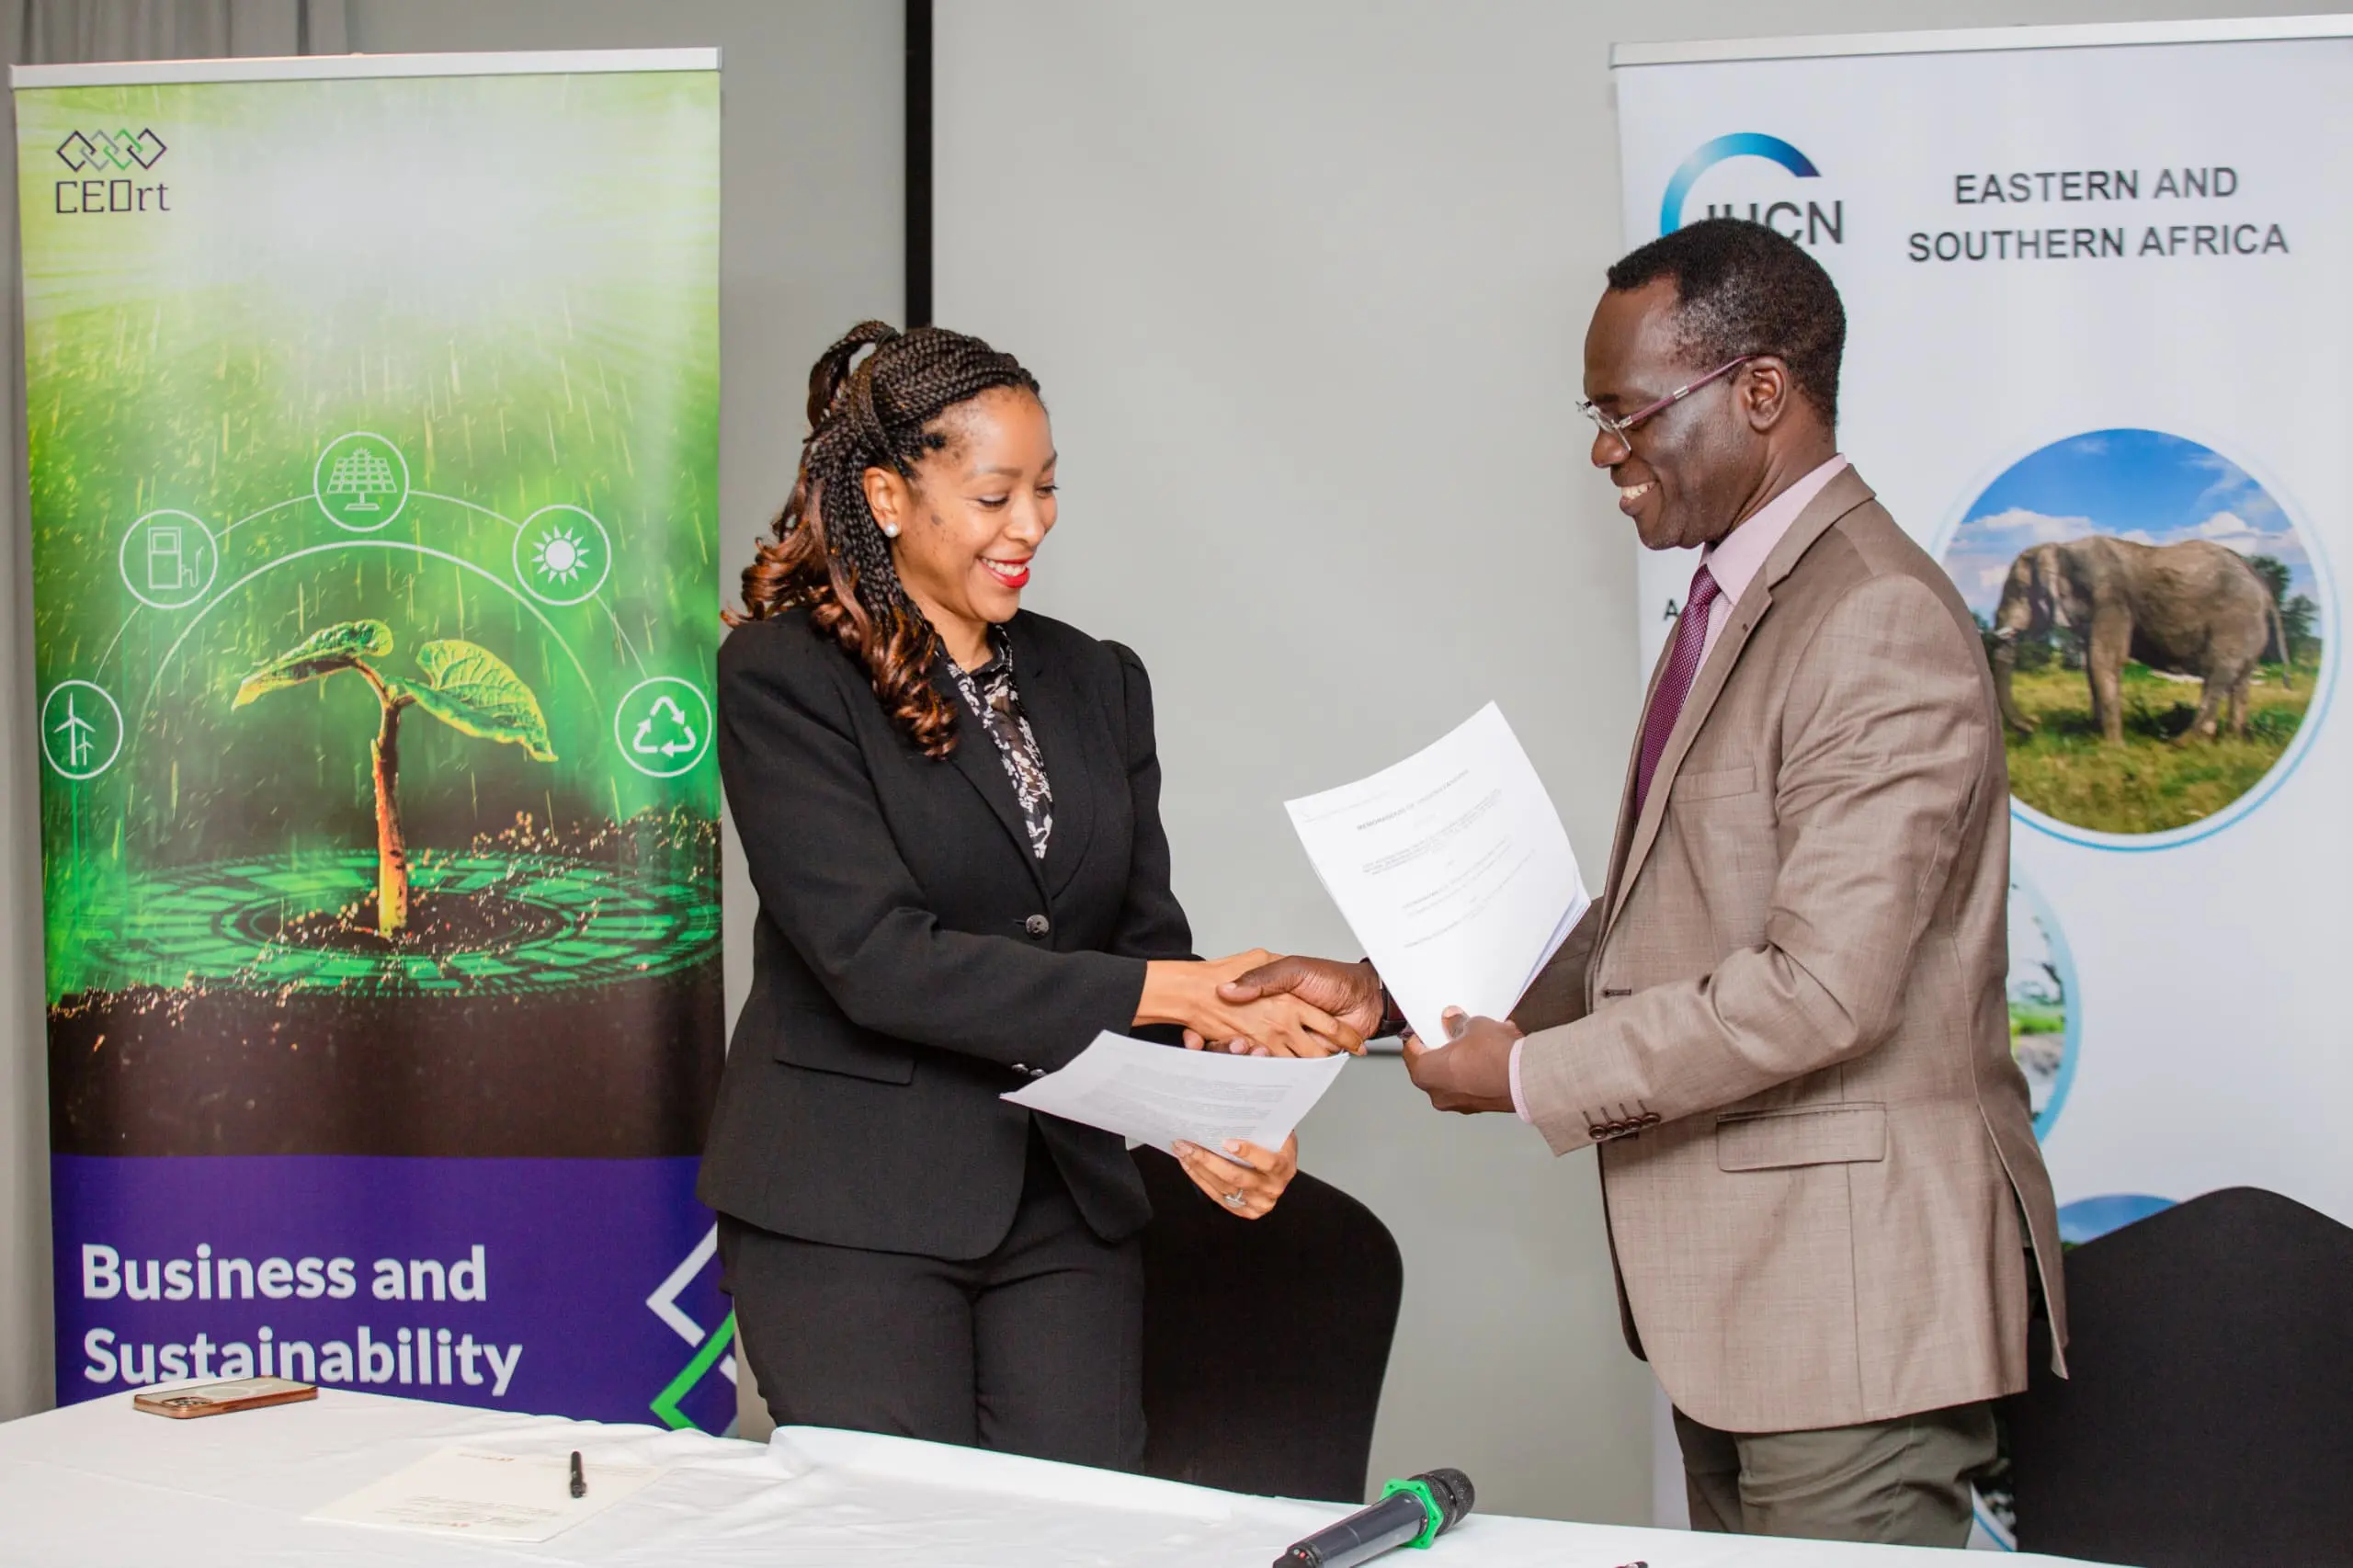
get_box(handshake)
[1140,952,1523,1116]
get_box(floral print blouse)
[947,627,1053,859]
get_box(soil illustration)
[46,813,722,1157]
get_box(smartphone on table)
[133,1376,318,1418]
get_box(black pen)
[569,1449,585,1498]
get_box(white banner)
[1615,24,2350,1540]
[1616,23,2347,1232]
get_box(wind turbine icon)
[52,694,98,769]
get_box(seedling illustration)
[233,620,556,935]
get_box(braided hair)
[731,322,1043,758]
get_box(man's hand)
[1151,952,1363,1058]
[1401,1007,1521,1114]
[1215,956,1385,1036]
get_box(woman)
[700,322,1358,1468]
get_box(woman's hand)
[1171,1133,1298,1220]
[1141,953,1365,1057]
[1217,956,1387,1039]
[1182,985,1370,1057]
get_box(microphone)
[1273,1468,1474,1568]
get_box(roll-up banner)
[1613,17,2349,1543]
[17,51,733,1429]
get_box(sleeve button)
[1024,914,1051,938]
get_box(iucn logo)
[1660,132,1843,246]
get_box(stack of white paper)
[1003,1031,1347,1155]
[1285,703,1588,1049]
[308,1445,666,1542]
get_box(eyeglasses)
[1577,356,1754,448]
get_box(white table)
[0,1389,2111,1566]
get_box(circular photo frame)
[2006,875,2080,1142]
[1936,428,2335,848]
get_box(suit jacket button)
[1024,914,1051,938]
[1029,1068,1045,1078]
[1587,1125,1609,1142]
[1011,1062,1029,1074]
[1640,1112,1662,1128]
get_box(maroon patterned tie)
[1635,563,1722,813]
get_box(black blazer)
[697,607,1194,1259]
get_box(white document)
[1004,1031,1347,1155]
[1286,703,1588,1049]
[309,1445,665,1542]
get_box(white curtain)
[21,1,346,61]
[0,0,349,1424]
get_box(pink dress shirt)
[1505,456,1849,1119]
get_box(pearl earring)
[881,525,899,539]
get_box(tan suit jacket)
[1515,466,2067,1434]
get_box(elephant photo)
[1989,537,2290,745]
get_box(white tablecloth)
[0,1389,2112,1566]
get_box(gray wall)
[930,0,2350,1528]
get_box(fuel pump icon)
[146,524,187,591]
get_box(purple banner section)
[51,1155,735,1433]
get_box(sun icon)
[532,524,592,585]
[513,506,610,605]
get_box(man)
[1230,219,2065,1546]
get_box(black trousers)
[719,1130,1146,1469]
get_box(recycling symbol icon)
[632,696,699,758]
[613,677,712,778]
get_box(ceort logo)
[1659,132,1841,245]
[53,128,171,215]
[57,129,166,172]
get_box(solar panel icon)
[324,447,398,513]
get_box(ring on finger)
[1222,1191,1245,1208]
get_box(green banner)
[22,58,733,1427]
